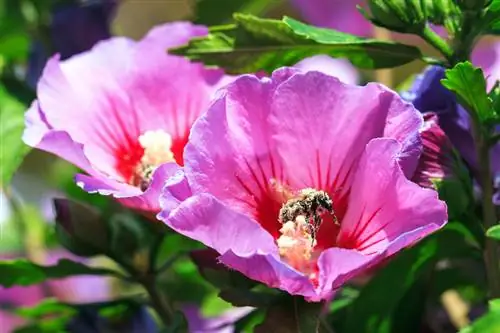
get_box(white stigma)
[132,130,176,190]
[138,130,175,167]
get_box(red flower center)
[114,130,188,190]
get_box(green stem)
[140,275,174,327]
[420,25,454,64]
[474,127,500,298]
[452,10,481,65]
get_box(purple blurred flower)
[402,66,478,174]
[472,40,500,91]
[51,0,116,60]
[0,251,111,332]
[0,283,43,332]
[403,40,500,177]
[159,69,447,301]
[23,22,229,214]
[183,305,253,333]
[291,0,371,36]
[27,0,117,88]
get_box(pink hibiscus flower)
[23,22,229,214]
[158,68,447,301]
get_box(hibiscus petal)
[337,138,447,253]
[76,162,180,213]
[270,72,422,190]
[161,193,277,256]
[293,55,359,84]
[219,251,317,299]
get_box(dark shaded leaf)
[193,0,281,25]
[344,228,480,333]
[255,297,321,333]
[0,259,123,287]
[54,198,109,257]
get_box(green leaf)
[218,288,275,308]
[460,309,500,333]
[489,298,500,311]
[193,0,282,25]
[255,297,322,333]
[172,14,423,74]
[483,0,500,35]
[0,258,123,287]
[486,224,500,240]
[0,84,30,187]
[16,298,76,319]
[344,228,480,333]
[441,62,494,123]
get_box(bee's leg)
[332,212,340,225]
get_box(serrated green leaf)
[172,14,423,74]
[0,258,123,287]
[442,62,494,123]
[0,84,30,187]
[486,224,500,240]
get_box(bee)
[131,163,156,191]
[279,188,338,244]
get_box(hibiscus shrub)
[1,0,500,332]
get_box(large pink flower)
[158,69,447,301]
[23,22,228,214]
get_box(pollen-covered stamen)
[130,130,176,191]
[277,215,318,279]
[279,188,336,242]
[276,188,337,281]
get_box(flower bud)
[362,0,426,33]
[54,198,108,257]
[422,0,460,28]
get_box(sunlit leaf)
[442,62,495,123]
[0,84,29,187]
[172,14,423,74]
[486,225,500,240]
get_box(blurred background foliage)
[0,0,499,332]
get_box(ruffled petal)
[270,71,422,191]
[219,251,316,299]
[293,55,359,84]
[160,193,277,256]
[76,162,180,213]
[337,138,447,253]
